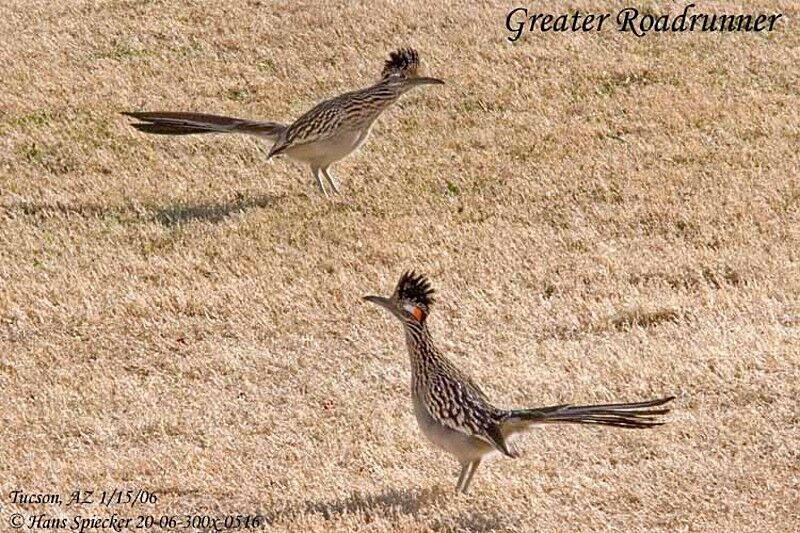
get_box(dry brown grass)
[1,1,799,531]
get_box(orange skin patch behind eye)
[411,306,424,321]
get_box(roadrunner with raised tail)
[364,272,674,494]
[123,48,443,196]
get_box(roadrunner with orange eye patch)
[123,48,443,196]
[364,271,674,494]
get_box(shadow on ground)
[5,200,130,220]
[2,193,281,227]
[260,487,442,525]
[259,486,510,530]
[154,193,279,226]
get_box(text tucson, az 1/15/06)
[505,3,784,41]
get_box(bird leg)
[322,166,341,194]
[311,167,329,197]
[460,460,481,494]
[456,463,470,492]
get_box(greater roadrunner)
[364,271,674,494]
[123,48,443,196]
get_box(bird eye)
[403,305,424,321]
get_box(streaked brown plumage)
[364,271,675,494]
[123,48,443,196]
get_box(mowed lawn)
[1,1,798,531]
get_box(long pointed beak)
[409,76,445,86]
[363,295,403,319]
[363,295,393,310]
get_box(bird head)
[381,48,444,90]
[364,270,436,325]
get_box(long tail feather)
[504,396,674,430]
[123,111,286,139]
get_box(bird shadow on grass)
[260,486,442,525]
[4,200,129,220]
[259,486,510,531]
[3,193,281,227]
[154,193,279,226]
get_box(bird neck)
[329,81,402,129]
[403,321,444,382]
[364,78,406,103]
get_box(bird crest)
[382,48,421,79]
[394,270,435,308]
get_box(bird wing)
[267,96,349,158]
[425,369,515,457]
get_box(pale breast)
[411,390,495,464]
[283,127,372,168]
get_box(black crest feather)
[395,270,435,307]
[382,48,420,79]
